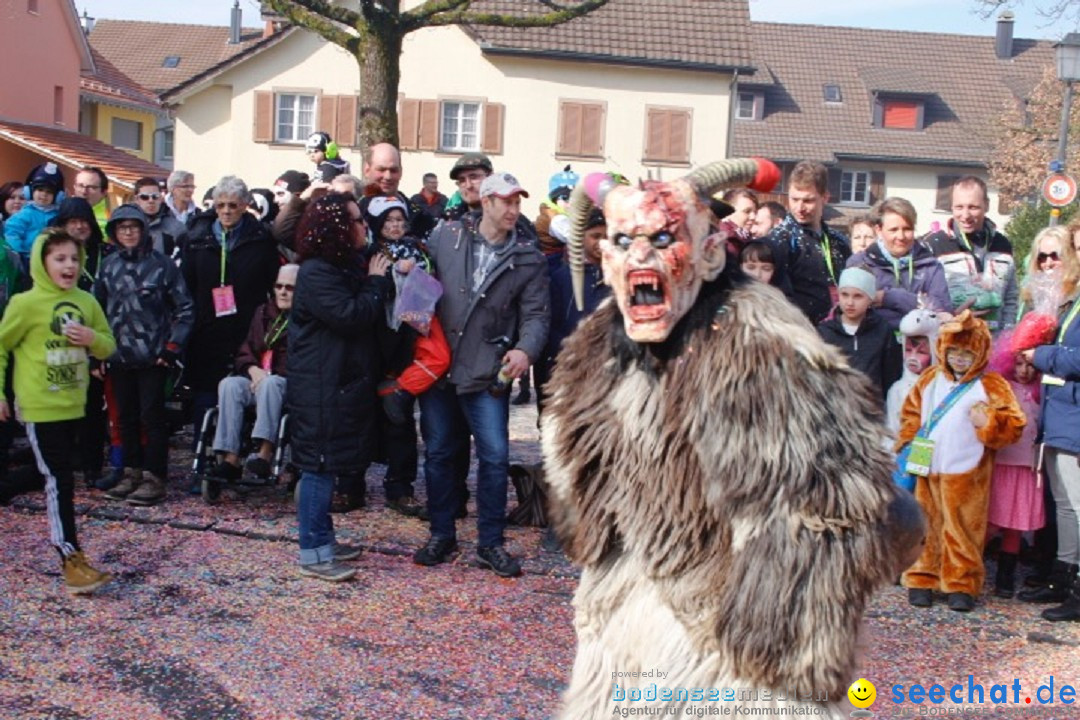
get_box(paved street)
[1,402,1079,719]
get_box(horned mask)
[565,159,780,343]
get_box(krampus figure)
[541,158,925,719]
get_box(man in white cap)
[413,171,550,577]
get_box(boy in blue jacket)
[4,163,65,262]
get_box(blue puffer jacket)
[1033,295,1080,454]
[4,202,59,261]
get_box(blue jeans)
[296,470,336,565]
[420,384,509,548]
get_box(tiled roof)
[732,23,1054,167]
[0,119,170,190]
[465,0,753,71]
[81,47,161,114]
[87,20,267,94]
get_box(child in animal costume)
[897,309,1025,612]
[886,307,944,435]
[542,159,925,719]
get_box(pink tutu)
[988,464,1045,532]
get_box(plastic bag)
[393,265,443,336]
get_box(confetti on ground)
[1,403,1078,719]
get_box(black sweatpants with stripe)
[26,419,80,558]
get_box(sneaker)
[104,468,143,501]
[126,474,166,506]
[386,495,425,518]
[333,543,362,561]
[476,545,522,578]
[62,552,112,595]
[94,467,122,492]
[298,560,356,582]
[413,536,458,567]
[244,455,273,479]
[947,592,976,612]
[907,588,933,608]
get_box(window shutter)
[869,171,885,206]
[883,100,919,129]
[827,168,842,201]
[253,91,273,143]
[668,110,690,163]
[935,175,958,212]
[559,102,583,156]
[399,98,420,151]
[418,100,439,151]
[336,95,358,147]
[582,103,605,157]
[644,108,668,161]
[318,95,338,137]
[481,102,504,155]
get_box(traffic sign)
[1042,173,1078,207]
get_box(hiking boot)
[386,495,425,518]
[994,552,1018,599]
[476,545,522,578]
[94,467,122,491]
[62,552,112,595]
[1019,561,1077,604]
[298,560,356,582]
[947,592,976,612]
[413,536,458,567]
[244,455,273,479]
[1041,583,1080,622]
[907,588,933,607]
[126,474,166,506]
[104,468,143,501]
[333,543,362,561]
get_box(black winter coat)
[180,212,279,391]
[286,257,393,473]
[817,309,900,400]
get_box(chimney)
[996,10,1015,60]
[229,0,242,44]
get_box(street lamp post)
[1050,33,1080,225]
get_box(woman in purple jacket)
[846,197,952,329]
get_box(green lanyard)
[820,230,836,283]
[80,246,101,285]
[219,230,229,286]
[955,224,973,252]
[1058,298,1080,343]
[892,254,914,285]
[264,313,288,348]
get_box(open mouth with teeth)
[626,269,669,321]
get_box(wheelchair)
[190,404,295,504]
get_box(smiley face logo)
[848,678,876,709]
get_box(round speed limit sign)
[1042,173,1078,207]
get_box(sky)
[75,0,1074,40]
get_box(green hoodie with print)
[0,230,115,422]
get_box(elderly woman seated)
[210,263,298,479]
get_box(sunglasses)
[274,283,295,291]
[215,201,241,210]
[138,193,161,201]
[1038,251,1060,263]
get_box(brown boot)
[104,468,143,501]
[126,473,166,506]
[62,551,112,595]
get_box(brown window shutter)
[581,103,605,157]
[335,95,358,147]
[481,102,504,155]
[935,175,958,212]
[399,98,420,151]
[559,102,583,156]
[668,110,690,163]
[418,100,439,151]
[318,95,338,137]
[869,171,885,206]
[253,91,273,142]
[644,108,668,161]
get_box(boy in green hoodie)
[0,228,116,594]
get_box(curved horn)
[565,181,595,312]
[683,157,781,198]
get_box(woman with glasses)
[179,176,280,461]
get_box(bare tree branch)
[423,0,610,28]
[267,0,360,27]
[402,0,471,27]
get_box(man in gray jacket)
[414,172,549,577]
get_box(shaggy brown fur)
[542,275,925,718]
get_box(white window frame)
[839,170,871,205]
[112,117,143,151]
[735,91,759,120]
[275,93,317,143]
[440,100,481,152]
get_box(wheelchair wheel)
[202,477,223,505]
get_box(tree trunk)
[356,24,403,151]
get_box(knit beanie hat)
[275,170,311,195]
[837,267,876,298]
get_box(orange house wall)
[0,3,82,129]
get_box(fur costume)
[897,310,1025,596]
[542,159,925,719]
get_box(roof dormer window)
[874,96,925,131]
[823,84,842,103]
